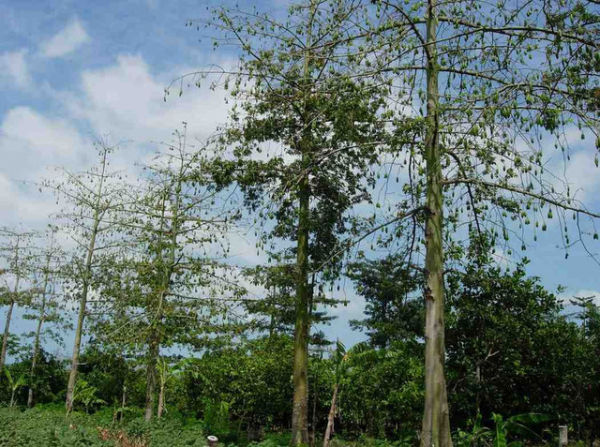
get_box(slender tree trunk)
[28,253,51,408]
[291,5,316,444]
[144,333,160,421]
[27,314,44,408]
[119,384,127,422]
[157,380,165,419]
[65,282,89,413]
[421,1,452,446]
[291,170,310,446]
[322,384,339,447]
[66,150,108,413]
[311,367,318,447]
[0,299,16,373]
[66,200,104,412]
[1,241,21,374]
[10,389,16,407]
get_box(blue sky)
[1,0,600,357]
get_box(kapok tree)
[176,1,389,442]
[24,228,66,407]
[90,128,236,421]
[0,228,37,373]
[363,0,600,445]
[45,141,126,413]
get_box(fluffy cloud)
[0,106,90,225]
[0,173,56,225]
[563,150,600,203]
[62,55,230,145]
[0,53,233,230]
[0,49,30,88]
[41,19,89,58]
[0,106,87,173]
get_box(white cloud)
[0,106,86,171]
[63,54,230,145]
[563,150,600,202]
[0,49,30,88]
[41,19,90,58]
[0,173,55,226]
[0,106,91,225]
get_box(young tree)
[92,129,236,421]
[24,229,65,407]
[180,1,388,441]
[45,142,126,413]
[322,340,349,447]
[0,228,37,373]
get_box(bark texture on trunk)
[291,170,310,446]
[65,285,88,413]
[27,314,45,408]
[322,384,339,447]
[291,4,316,444]
[157,381,165,418]
[421,0,452,446]
[28,252,51,408]
[144,333,160,421]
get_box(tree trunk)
[1,244,21,374]
[291,4,316,444]
[311,368,318,447]
[421,0,452,446]
[65,278,91,413]
[291,169,310,446]
[27,314,44,408]
[28,253,51,408]
[144,333,160,421]
[322,384,339,447]
[157,381,165,419]
[66,151,107,413]
[10,389,16,407]
[0,299,15,373]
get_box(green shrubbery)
[0,407,410,447]
[0,406,207,447]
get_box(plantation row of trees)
[1,0,600,446]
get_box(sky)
[1,0,600,358]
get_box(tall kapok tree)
[175,1,389,442]
[44,141,127,413]
[0,228,37,373]
[23,228,66,407]
[91,128,237,421]
[364,0,600,445]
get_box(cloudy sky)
[1,0,600,355]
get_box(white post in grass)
[207,435,218,447]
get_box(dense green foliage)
[3,258,600,443]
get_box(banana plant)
[5,369,26,407]
[491,413,552,447]
[456,412,552,447]
[70,379,105,414]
